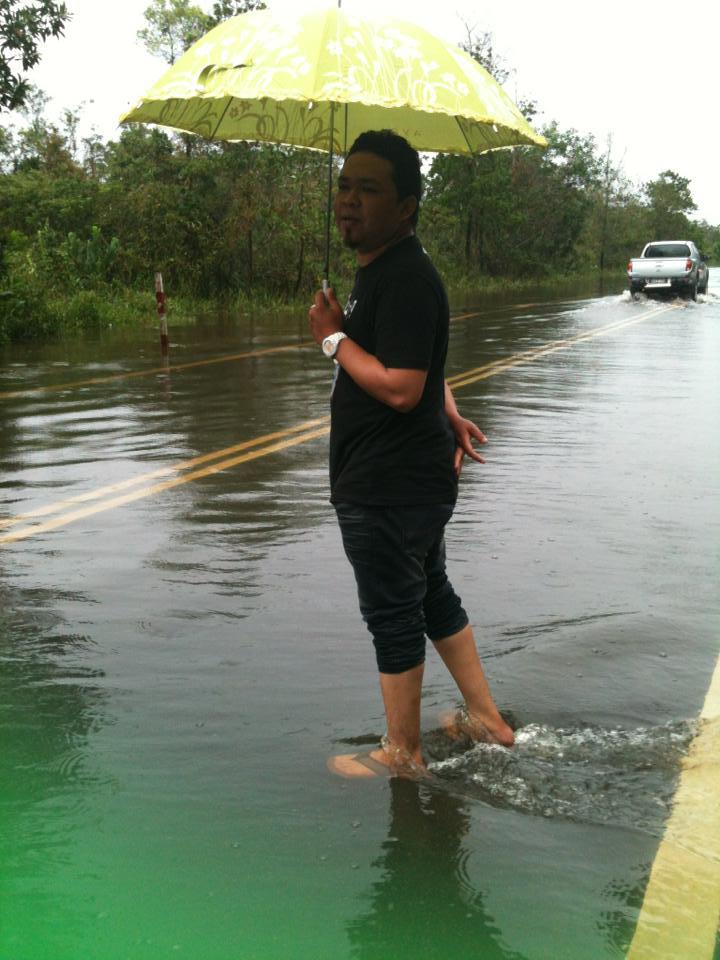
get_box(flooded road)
[1,280,719,959]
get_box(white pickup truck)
[627,241,709,300]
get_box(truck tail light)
[685,259,693,272]
[627,261,633,275]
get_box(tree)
[137,0,208,65]
[138,0,267,66]
[425,118,609,280]
[424,28,516,273]
[690,219,720,264]
[596,136,616,272]
[643,170,697,238]
[459,24,509,85]
[206,0,266,25]
[2,86,78,176]
[0,0,69,111]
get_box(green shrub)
[60,289,106,330]
[0,277,57,343]
[0,280,157,342]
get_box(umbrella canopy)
[120,6,547,155]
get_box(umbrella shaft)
[324,102,336,283]
[324,0,341,280]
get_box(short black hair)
[347,130,422,227]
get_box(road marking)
[0,423,330,544]
[0,299,584,400]
[0,304,672,545]
[0,417,330,532]
[447,306,671,390]
[0,342,317,399]
[626,657,720,960]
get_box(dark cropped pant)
[335,502,469,674]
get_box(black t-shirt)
[329,235,457,506]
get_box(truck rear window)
[644,243,691,258]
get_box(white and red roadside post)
[155,272,169,358]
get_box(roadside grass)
[0,269,630,345]
[0,284,208,344]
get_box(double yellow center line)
[0,304,671,546]
[0,418,330,544]
[0,300,565,401]
[0,342,316,401]
[447,306,670,389]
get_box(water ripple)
[429,720,696,834]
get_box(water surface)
[1,278,719,959]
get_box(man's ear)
[399,195,418,224]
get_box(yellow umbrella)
[120,4,546,275]
[121,5,545,154]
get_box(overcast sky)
[25,0,720,224]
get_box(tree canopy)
[137,0,266,64]
[0,0,69,111]
[0,17,717,342]
[644,170,697,238]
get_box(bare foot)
[440,707,515,748]
[326,749,393,778]
[327,741,428,779]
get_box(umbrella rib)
[455,116,475,155]
[209,97,234,140]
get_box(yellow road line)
[0,304,672,545]
[0,299,577,400]
[626,658,720,959]
[0,342,316,400]
[0,425,330,544]
[0,317,480,400]
[447,306,671,390]
[0,417,330,531]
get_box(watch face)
[322,337,335,357]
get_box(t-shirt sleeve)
[373,272,439,370]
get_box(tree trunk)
[247,229,253,288]
[599,138,613,273]
[294,235,305,297]
[465,213,473,265]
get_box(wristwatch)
[321,331,347,358]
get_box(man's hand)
[309,286,344,345]
[444,381,487,476]
[448,413,487,476]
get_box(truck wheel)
[688,280,698,301]
[630,282,643,298]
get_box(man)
[309,130,513,778]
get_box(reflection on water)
[0,585,110,949]
[347,778,526,960]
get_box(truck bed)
[630,257,689,285]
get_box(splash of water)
[429,720,696,833]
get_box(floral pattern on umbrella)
[122,7,546,156]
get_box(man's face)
[333,151,417,264]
